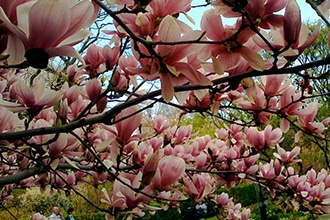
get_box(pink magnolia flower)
[156,16,211,101]
[102,36,121,70]
[215,192,232,207]
[84,44,106,78]
[195,153,207,169]
[185,91,212,110]
[85,78,103,104]
[200,9,265,72]
[116,12,156,38]
[260,74,290,97]
[128,15,212,102]
[279,86,305,132]
[0,106,18,133]
[259,159,284,197]
[295,102,327,140]
[273,145,301,164]
[236,154,259,175]
[49,133,81,159]
[238,83,277,124]
[101,173,150,209]
[114,105,143,144]
[152,115,170,133]
[110,70,129,92]
[0,0,99,67]
[11,78,62,116]
[147,0,192,18]
[253,22,320,61]
[245,0,287,29]
[245,125,281,151]
[211,0,287,29]
[183,173,215,202]
[151,156,186,190]
[283,0,301,47]
[141,150,160,186]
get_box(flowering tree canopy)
[1,0,330,219]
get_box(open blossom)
[147,0,192,18]
[11,78,62,116]
[183,173,215,202]
[0,0,99,67]
[200,9,265,72]
[253,22,320,61]
[84,44,106,77]
[295,102,328,140]
[113,105,143,144]
[273,146,301,164]
[212,0,287,29]
[101,173,150,209]
[128,15,212,102]
[245,125,282,151]
[0,106,19,133]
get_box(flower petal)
[237,46,265,71]
[28,0,70,48]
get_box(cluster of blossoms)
[0,0,330,219]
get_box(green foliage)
[228,184,259,207]
[250,204,313,220]
[71,212,105,220]
[19,188,71,216]
[181,113,216,137]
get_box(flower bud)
[283,0,301,47]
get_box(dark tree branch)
[0,56,329,141]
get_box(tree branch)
[0,56,329,141]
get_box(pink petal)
[201,9,226,41]
[160,73,174,102]
[0,7,28,47]
[55,0,95,45]
[115,105,142,143]
[47,46,85,65]
[280,118,290,133]
[28,0,70,48]
[86,78,102,103]
[7,35,26,65]
[36,90,62,108]
[175,63,212,86]
[157,15,181,56]
[13,80,35,107]
[159,156,185,189]
[283,0,301,46]
[236,46,265,71]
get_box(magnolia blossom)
[183,173,215,202]
[201,9,265,72]
[273,146,301,164]
[11,78,62,116]
[245,125,282,151]
[295,102,328,140]
[151,156,186,190]
[0,0,99,67]
[127,15,212,102]
[113,105,143,144]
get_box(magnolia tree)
[1,0,330,219]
